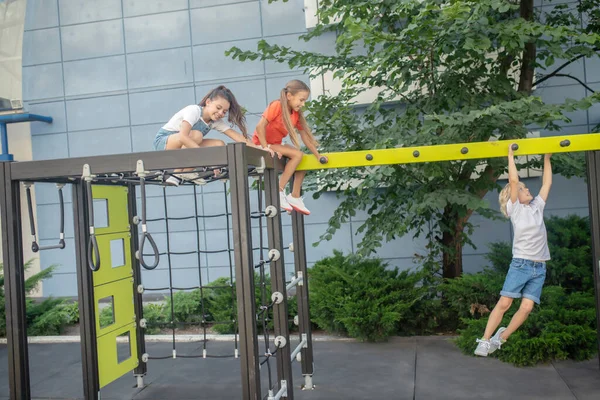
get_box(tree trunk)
[518,0,536,94]
[440,166,498,278]
[441,227,464,279]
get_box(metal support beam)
[228,143,261,400]
[585,151,600,370]
[11,144,273,181]
[0,113,53,124]
[0,113,53,162]
[128,183,147,379]
[290,196,315,384]
[264,160,294,399]
[0,162,30,399]
[297,133,600,171]
[0,123,12,161]
[72,182,100,399]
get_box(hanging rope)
[83,168,100,272]
[138,174,160,270]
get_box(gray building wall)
[21,0,598,296]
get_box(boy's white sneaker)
[474,338,491,357]
[287,195,310,215]
[488,327,507,354]
[279,191,293,212]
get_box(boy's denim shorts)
[500,258,547,304]
[153,128,176,151]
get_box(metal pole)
[72,182,100,399]
[228,143,261,400]
[264,162,294,399]
[0,123,11,160]
[585,151,600,370]
[0,162,30,399]
[128,183,148,381]
[290,182,315,388]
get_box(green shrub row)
[3,215,596,367]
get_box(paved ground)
[0,336,598,399]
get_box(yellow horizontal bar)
[297,133,600,171]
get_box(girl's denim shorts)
[500,258,547,304]
[153,128,176,151]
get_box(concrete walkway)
[0,336,598,399]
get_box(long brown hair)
[199,85,247,137]
[280,80,317,149]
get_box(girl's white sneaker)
[287,195,310,215]
[279,191,293,212]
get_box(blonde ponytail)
[280,80,318,149]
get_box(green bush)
[141,274,298,335]
[142,303,167,334]
[27,297,69,336]
[0,260,78,337]
[309,250,433,341]
[165,289,204,324]
[61,301,80,325]
[204,277,237,334]
[438,267,505,322]
[545,215,594,291]
[204,274,298,334]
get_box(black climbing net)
[134,167,289,395]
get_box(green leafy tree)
[228,0,600,277]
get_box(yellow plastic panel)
[92,232,132,286]
[297,133,600,171]
[97,322,138,388]
[92,185,130,235]
[94,278,135,337]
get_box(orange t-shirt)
[252,100,302,145]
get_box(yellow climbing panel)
[91,185,138,388]
[297,133,600,171]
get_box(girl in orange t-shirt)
[252,80,325,215]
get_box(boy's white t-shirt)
[507,195,551,261]
[162,105,230,134]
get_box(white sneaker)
[489,327,507,354]
[176,172,206,185]
[287,195,310,215]
[279,191,293,212]
[474,338,491,357]
[165,176,181,186]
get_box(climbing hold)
[560,139,571,147]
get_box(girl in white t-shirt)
[154,85,256,185]
[474,144,552,357]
